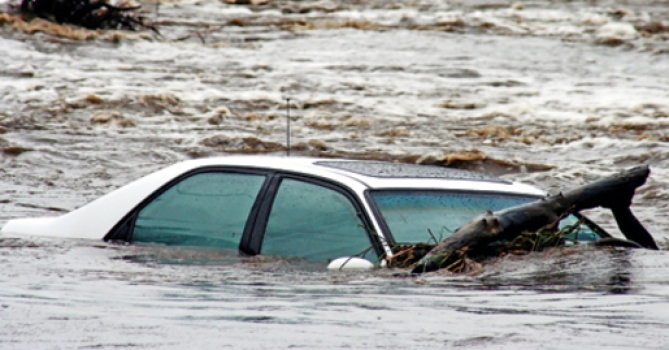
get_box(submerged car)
[0,156,609,268]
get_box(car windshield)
[370,190,602,244]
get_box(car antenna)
[286,98,291,157]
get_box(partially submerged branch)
[411,165,657,274]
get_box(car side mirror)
[327,257,375,270]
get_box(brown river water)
[2,0,669,348]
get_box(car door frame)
[240,171,385,260]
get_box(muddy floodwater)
[2,0,669,348]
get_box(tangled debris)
[385,243,436,269]
[17,0,156,31]
[385,221,589,273]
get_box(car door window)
[132,172,266,249]
[261,178,375,262]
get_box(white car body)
[0,156,546,261]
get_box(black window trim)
[239,172,280,255]
[244,172,384,260]
[103,166,273,255]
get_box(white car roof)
[178,156,546,197]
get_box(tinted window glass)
[559,215,601,242]
[132,172,265,249]
[262,179,375,262]
[371,191,535,243]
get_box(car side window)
[132,172,266,249]
[261,178,376,262]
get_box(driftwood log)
[411,165,658,274]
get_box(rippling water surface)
[2,0,669,348]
